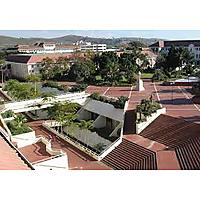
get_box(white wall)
[93,115,106,128]
[33,155,68,170]
[11,131,36,148]
[83,99,124,122]
[6,62,29,79]
[136,108,166,134]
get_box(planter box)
[136,108,166,134]
[11,130,36,148]
[3,116,15,122]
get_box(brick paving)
[27,121,111,170]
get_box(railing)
[98,137,122,159]
[42,121,122,161]
[3,92,89,113]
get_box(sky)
[1,30,200,40]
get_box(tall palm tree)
[77,120,94,146]
[26,74,41,96]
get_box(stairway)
[102,139,157,170]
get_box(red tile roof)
[0,134,31,170]
[140,114,200,170]
[6,53,85,64]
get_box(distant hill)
[0,34,162,48]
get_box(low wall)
[93,115,106,128]
[11,130,36,148]
[33,155,68,170]
[136,108,166,134]
[99,137,122,159]
[0,89,12,101]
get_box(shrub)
[152,70,167,82]
[89,92,100,100]
[113,96,129,109]
[69,84,88,92]
[90,93,128,109]
[2,110,14,119]
[42,81,66,91]
[136,98,161,123]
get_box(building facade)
[10,42,80,54]
[5,53,81,79]
[149,40,200,65]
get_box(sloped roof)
[83,99,124,122]
[0,133,31,170]
[140,114,200,169]
[6,53,85,64]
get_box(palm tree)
[26,74,41,96]
[14,114,27,128]
[48,101,79,133]
[41,92,56,103]
[77,120,94,146]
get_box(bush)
[152,70,167,82]
[136,98,161,123]
[69,84,88,92]
[113,96,129,109]
[90,93,128,109]
[42,81,66,91]
[89,92,100,100]
[2,110,14,118]
[7,121,31,135]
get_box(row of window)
[195,54,200,59]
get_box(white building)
[75,41,107,52]
[5,53,77,80]
[149,40,200,65]
[16,42,80,54]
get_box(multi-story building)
[5,53,83,80]
[149,40,200,65]
[75,41,107,52]
[8,42,80,54]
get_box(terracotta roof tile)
[0,134,30,170]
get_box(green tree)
[77,120,94,146]
[69,59,96,82]
[47,101,79,134]
[26,74,41,96]
[40,57,55,80]
[13,114,27,129]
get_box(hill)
[0,34,162,48]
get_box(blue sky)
[1,30,200,39]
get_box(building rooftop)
[0,133,31,170]
[149,40,200,47]
[19,141,52,164]
[6,53,84,64]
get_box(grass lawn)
[141,73,153,79]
